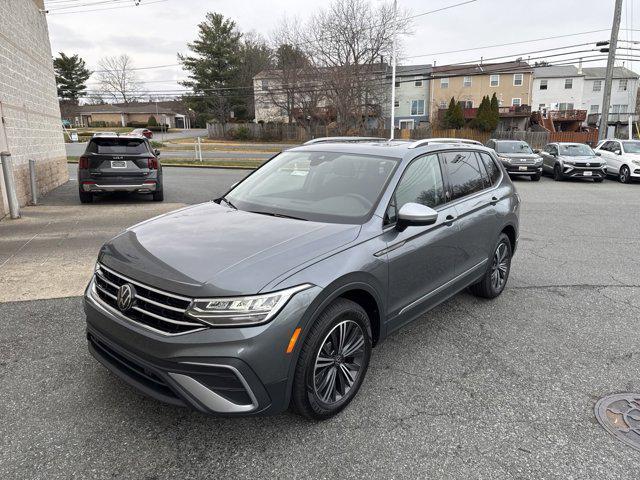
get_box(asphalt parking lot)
[1,171,640,479]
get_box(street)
[1,170,639,479]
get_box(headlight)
[632,159,640,166]
[534,157,543,165]
[498,156,511,163]
[185,284,313,327]
[564,160,575,166]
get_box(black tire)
[468,233,512,299]
[292,298,372,420]
[619,165,631,184]
[531,173,541,182]
[79,190,93,204]
[553,164,564,181]
[152,189,164,201]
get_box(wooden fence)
[207,122,600,147]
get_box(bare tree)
[97,54,144,103]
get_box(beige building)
[74,102,192,129]
[0,0,67,215]
[430,61,534,130]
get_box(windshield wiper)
[249,211,307,221]
[218,197,237,210]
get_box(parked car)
[84,140,520,419]
[539,142,606,182]
[93,132,118,137]
[485,139,543,181]
[594,139,640,184]
[78,134,163,203]
[131,128,153,139]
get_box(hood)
[100,202,360,297]
[559,155,601,162]
[497,153,539,159]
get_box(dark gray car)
[78,134,164,203]
[84,140,520,419]
[539,142,606,182]
[485,139,543,181]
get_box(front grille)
[94,264,206,335]
[574,162,602,168]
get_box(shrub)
[89,121,107,127]
[147,115,158,127]
[126,121,148,128]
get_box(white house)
[531,65,584,112]
[388,64,432,129]
[581,67,639,123]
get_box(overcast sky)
[45,0,637,98]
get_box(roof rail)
[408,137,483,149]
[303,136,388,145]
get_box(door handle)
[490,196,499,206]
[444,214,456,226]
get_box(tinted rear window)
[442,151,486,200]
[87,138,148,155]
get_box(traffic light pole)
[598,0,623,142]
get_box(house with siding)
[389,64,432,130]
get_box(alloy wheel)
[313,320,365,405]
[490,242,509,291]
[620,167,630,184]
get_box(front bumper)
[504,164,542,176]
[81,181,157,193]
[84,278,321,415]
[562,166,607,179]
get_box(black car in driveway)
[485,139,543,181]
[539,142,607,182]
[78,134,164,203]
[84,138,520,419]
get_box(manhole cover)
[595,393,640,452]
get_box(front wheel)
[292,298,372,420]
[619,165,631,184]
[468,233,512,299]
[553,164,564,181]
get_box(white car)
[595,139,640,184]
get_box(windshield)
[559,144,594,156]
[224,150,399,224]
[87,138,148,155]
[495,142,533,154]
[623,141,640,154]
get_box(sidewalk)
[0,201,182,303]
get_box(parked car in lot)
[130,128,153,139]
[540,142,607,182]
[594,139,640,184]
[485,139,543,181]
[84,138,520,419]
[78,134,164,203]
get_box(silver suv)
[84,139,520,419]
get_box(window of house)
[411,100,425,116]
[593,80,602,92]
[538,104,546,110]
[512,98,522,107]
[463,76,472,87]
[539,80,548,90]
[490,75,500,87]
[387,154,444,223]
[394,100,399,108]
[611,104,628,114]
[440,78,449,88]
[414,78,423,87]
[590,105,599,113]
[395,81,400,88]
[460,100,473,108]
[442,151,487,200]
[564,78,573,89]
[261,79,269,90]
[439,100,447,109]
[559,103,574,111]
[513,74,523,86]
[619,79,628,91]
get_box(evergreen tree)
[472,95,494,132]
[53,52,91,101]
[442,97,457,128]
[451,101,465,129]
[489,92,500,131]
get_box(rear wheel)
[553,164,564,181]
[152,189,164,201]
[79,190,93,204]
[292,298,372,420]
[469,233,512,299]
[619,165,631,184]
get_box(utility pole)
[598,0,623,142]
[389,0,397,140]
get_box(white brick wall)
[0,0,67,215]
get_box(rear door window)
[87,138,149,155]
[477,152,501,185]
[441,150,487,200]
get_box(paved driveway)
[1,174,640,479]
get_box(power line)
[46,0,168,15]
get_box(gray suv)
[84,139,520,419]
[539,142,606,182]
[78,134,164,203]
[485,139,543,181]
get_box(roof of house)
[254,63,390,80]
[77,102,178,115]
[582,66,639,80]
[394,64,433,77]
[533,65,581,78]
[430,61,532,77]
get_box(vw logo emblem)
[116,283,136,312]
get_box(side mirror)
[154,149,161,156]
[396,203,438,231]
[595,152,602,156]
[614,150,621,156]
[533,149,540,154]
